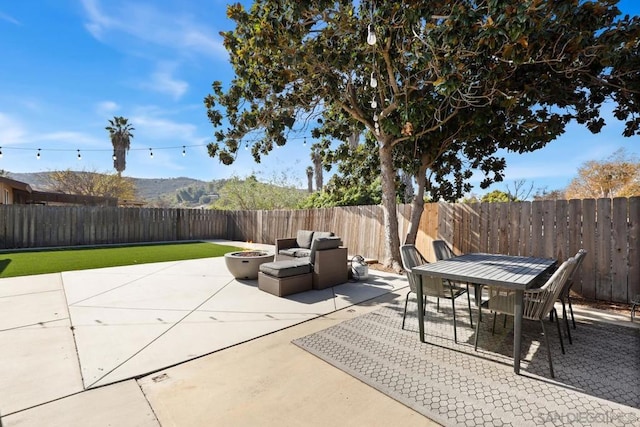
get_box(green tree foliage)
[299,134,412,207]
[106,116,134,175]
[44,170,136,200]
[301,135,381,207]
[177,186,203,203]
[298,176,382,208]
[481,190,514,203]
[565,148,640,198]
[205,1,640,267]
[174,182,222,206]
[212,173,306,210]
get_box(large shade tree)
[106,116,135,176]
[44,169,136,200]
[565,148,640,198]
[205,0,640,269]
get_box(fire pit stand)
[224,251,274,280]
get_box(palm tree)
[106,116,134,176]
[311,147,323,192]
[306,166,314,193]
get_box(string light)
[0,137,312,164]
[368,2,382,137]
[367,24,377,45]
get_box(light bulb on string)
[373,112,379,122]
[370,98,377,108]
[370,72,377,88]
[182,146,186,156]
[149,148,153,158]
[112,152,117,161]
[367,24,377,45]
[36,149,41,160]
[245,143,249,151]
[77,149,82,160]
[303,138,307,146]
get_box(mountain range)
[6,172,221,207]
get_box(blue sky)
[0,0,638,196]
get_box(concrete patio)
[0,240,637,426]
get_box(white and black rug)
[293,299,640,427]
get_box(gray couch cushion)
[279,248,311,258]
[310,236,342,264]
[313,231,334,240]
[296,230,315,249]
[260,260,312,278]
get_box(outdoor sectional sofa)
[258,230,348,296]
[274,230,334,261]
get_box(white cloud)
[39,131,103,147]
[131,113,202,143]
[79,0,113,41]
[0,113,28,145]
[79,0,226,59]
[96,101,119,116]
[0,12,21,25]
[140,68,189,100]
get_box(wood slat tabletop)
[412,253,556,289]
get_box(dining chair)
[400,244,472,343]
[474,256,578,378]
[433,239,477,323]
[555,249,587,344]
[432,239,456,261]
[399,244,427,330]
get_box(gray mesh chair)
[432,239,456,262]
[556,249,587,344]
[433,239,476,324]
[474,256,578,378]
[401,244,471,343]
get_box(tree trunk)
[306,168,313,193]
[312,150,323,191]
[347,132,359,149]
[378,141,402,272]
[404,160,429,245]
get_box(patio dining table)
[412,253,556,374]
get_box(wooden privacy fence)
[0,205,228,248]
[0,197,637,304]
[434,198,639,305]
[227,198,639,304]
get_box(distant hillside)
[6,172,51,190]
[6,172,224,207]
[131,177,209,201]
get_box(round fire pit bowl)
[224,251,274,280]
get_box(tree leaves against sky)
[205,0,639,265]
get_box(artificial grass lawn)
[0,242,245,278]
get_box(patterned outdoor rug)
[293,299,640,427]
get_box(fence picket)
[582,199,597,299]
[611,198,628,302]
